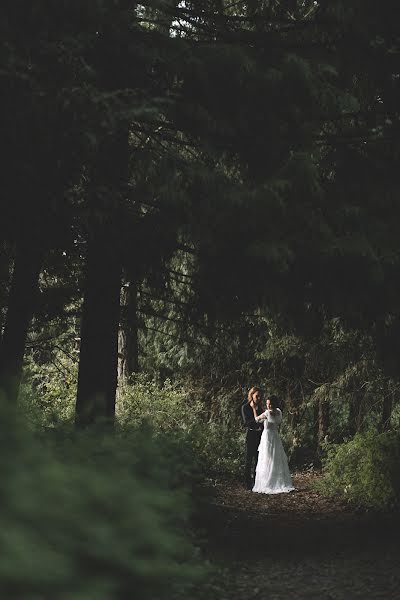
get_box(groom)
[241,386,264,490]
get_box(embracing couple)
[241,386,295,494]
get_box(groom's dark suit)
[241,400,264,490]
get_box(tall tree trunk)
[75,230,122,427]
[118,280,139,381]
[74,108,129,426]
[0,239,42,403]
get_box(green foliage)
[20,349,78,427]
[0,400,201,599]
[22,360,245,481]
[118,375,244,480]
[316,430,400,511]
[189,422,245,480]
[117,373,203,430]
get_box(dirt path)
[194,473,400,600]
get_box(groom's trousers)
[245,429,263,489]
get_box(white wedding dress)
[252,408,295,494]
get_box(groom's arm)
[241,403,259,428]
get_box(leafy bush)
[316,430,400,510]
[118,376,245,481]
[20,349,77,427]
[0,400,202,599]
[188,423,244,481]
[22,361,248,482]
[116,373,203,431]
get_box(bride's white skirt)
[252,428,294,494]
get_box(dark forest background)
[1,1,400,598]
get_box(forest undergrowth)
[2,371,400,599]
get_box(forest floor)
[194,473,400,600]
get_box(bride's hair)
[248,386,261,403]
[267,395,279,410]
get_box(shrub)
[0,401,202,599]
[117,376,245,481]
[21,362,248,482]
[189,422,245,481]
[20,350,77,427]
[316,430,400,511]
[116,373,203,431]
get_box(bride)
[250,394,295,494]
